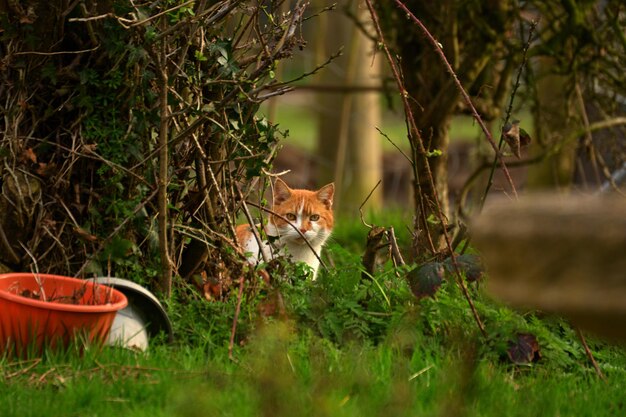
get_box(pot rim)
[0,273,128,313]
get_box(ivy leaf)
[443,254,484,282]
[102,236,135,261]
[406,262,444,300]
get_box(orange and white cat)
[235,179,335,280]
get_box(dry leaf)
[507,333,541,365]
[21,147,37,164]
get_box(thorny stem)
[392,0,518,200]
[365,5,437,255]
[365,0,487,337]
[479,19,537,209]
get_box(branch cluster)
[0,0,308,290]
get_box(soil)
[14,284,111,305]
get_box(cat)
[235,178,335,280]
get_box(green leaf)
[102,236,135,261]
[425,214,440,225]
[406,262,444,300]
[443,253,484,282]
[194,50,208,62]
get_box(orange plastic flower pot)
[0,273,128,357]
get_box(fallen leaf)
[507,333,541,365]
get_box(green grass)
[259,98,485,153]
[2,216,626,416]
[2,328,625,417]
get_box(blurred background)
[260,0,626,217]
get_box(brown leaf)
[82,144,98,154]
[407,262,444,300]
[507,333,541,365]
[20,147,37,164]
[36,162,57,177]
[257,290,287,319]
[19,15,35,24]
[73,226,99,242]
[502,120,521,158]
[203,281,223,301]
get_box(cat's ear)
[273,178,292,205]
[316,183,335,210]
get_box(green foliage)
[0,1,305,287]
[2,227,626,416]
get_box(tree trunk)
[527,57,580,189]
[315,2,382,214]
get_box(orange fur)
[236,179,334,279]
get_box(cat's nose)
[299,228,307,235]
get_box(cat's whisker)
[236,179,335,280]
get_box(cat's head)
[268,178,334,246]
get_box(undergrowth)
[166,231,625,378]
[2,219,626,417]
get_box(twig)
[392,0,518,199]
[387,227,405,267]
[479,19,537,208]
[365,0,487,338]
[245,200,328,273]
[229,276,245,360]
[13,46,100,56]
[0,222,21,264]
[19,242,46,302]
[157,35,173,297]
[376,127,413,165]
[292,83,384,93]
[5,358,42,379]
[576,328,606,381]
[408,364,434,381]
[358,180,382,229]
[236,187,271,264]
[75,188,159,277]
[261,49,343,91]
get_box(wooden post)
[472,194,626,343]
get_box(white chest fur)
[240,224,330,280]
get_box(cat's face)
[268,179,334,246]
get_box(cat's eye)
[286,213,297,221]
[309,214,320,221]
